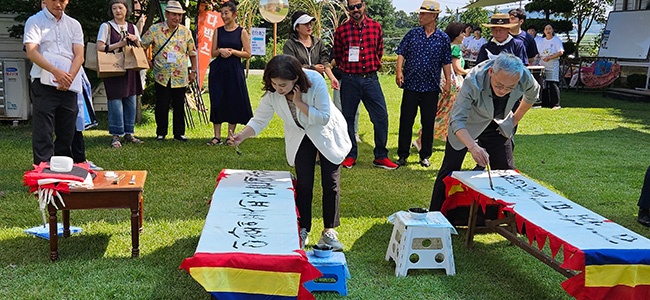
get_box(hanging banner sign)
[196,4,224,89]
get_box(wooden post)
[273,23,277,56]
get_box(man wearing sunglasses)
[333,0,398,170]
[429,53,539,212]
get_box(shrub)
[141,69,156,109]
[380,55,398,75]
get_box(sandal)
[111,136,122,148]
[124,134,143,144]
[207,137,223,146]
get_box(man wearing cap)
[509,8,538,64]
[395,0,451,168]
[24,0,84,164]
[333,0,398,170]
[141,1,197,142]
[429,52,539,211]
[476,13,527,65]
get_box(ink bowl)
[408,207,429,220]
[312,244,333,258]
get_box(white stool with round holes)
[385,211,458,276]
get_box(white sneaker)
[299,228,309,248]
[318,229,344,251]
[86,161,103,171]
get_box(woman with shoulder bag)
[96,0,143,148]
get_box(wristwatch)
[189,70,197,74]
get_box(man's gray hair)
[491,52,524,78]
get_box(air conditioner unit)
[0,59,30,121]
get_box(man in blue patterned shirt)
[395,0,451,168]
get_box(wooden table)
[47,170,147,261]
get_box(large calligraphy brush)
[486,164,494,190]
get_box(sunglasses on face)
[348,3,363,10]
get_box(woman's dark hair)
[108,0,130,19]
[221,0,238,13]
[445,22,467,42]
[290,10,309,32]
[463,23,473,32]
[544,23,555,36]
[525,24,538,32]
[262,55,312,93]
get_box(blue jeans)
[332,81,359,133]
[340,73,389,159]
[108,95,137,136]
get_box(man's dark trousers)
[430,122,515,211]
[397,89,438,160]
[340,72,389,159]
[31,80,78,164]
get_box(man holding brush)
[429,52,539,211]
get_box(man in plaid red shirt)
[333,0,398,170]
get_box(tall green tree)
[0,0,115,42]
[524,0,574,35]
[365,0,396,32]
[439,5,491,39]
[394,10,418,29]
[568,0,613,55]
[525,0,573,20]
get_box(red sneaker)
[373,157,399,170]
[341,157,356,169]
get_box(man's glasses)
[348,3,363,10]
[493,81,516,92]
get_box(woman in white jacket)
[230,55,351,251]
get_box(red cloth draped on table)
[444,170,650,300]
[23,162,92,195]
[180,169,321,299]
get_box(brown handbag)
[124,45,149,70]
[97,50,126,78]
[84,42,98,71]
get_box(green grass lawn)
[1,74,649,299]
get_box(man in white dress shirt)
[24,0,84,164]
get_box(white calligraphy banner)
[451,170,650,251]
[195,169,301,255]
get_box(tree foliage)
[364,0,396,32]
[1,0,150,42]
[567,0,613,55]
[524,0,573,35]
[439,6,492,40]
[525,0,573,20]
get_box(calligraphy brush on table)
[486,164,494,190]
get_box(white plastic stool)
[385,211,458,276]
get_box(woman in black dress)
[207,0,253,145]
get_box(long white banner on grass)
[451,170,650,251]
[195,169,301,255]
